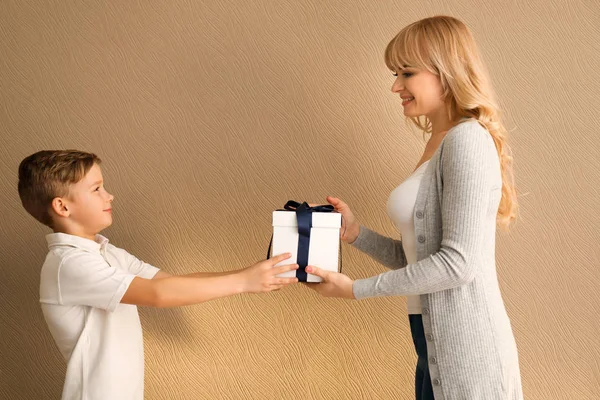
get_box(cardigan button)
[429,356,437,364]
[426,333,434,341]
[433,378,441,386]
[416,211,424,219]
[422,308,430,315]
[417,235,426,243]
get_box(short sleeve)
[57,252,136,311]
[107,244,160,279]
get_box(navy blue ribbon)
[267,200,336,282]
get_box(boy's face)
[59,163,114,236]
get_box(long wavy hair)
[385,15,518,231]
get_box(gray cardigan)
[352,119,523,399]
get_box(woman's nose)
[391,77,403,93]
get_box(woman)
[306,16,523,400]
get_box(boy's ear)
[51,197,70,217]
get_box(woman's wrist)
[347,224,361,244]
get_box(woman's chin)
[403,109,420,117]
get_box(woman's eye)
[392,71,413,78]
[95,187,100,191]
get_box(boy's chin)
[100,219,113,230]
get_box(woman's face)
[390,67,445,119]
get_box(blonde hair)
[18,150,101,228]
[385,15,518,231]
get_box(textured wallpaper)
[1,0,599,399]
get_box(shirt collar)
[46,232,110,253]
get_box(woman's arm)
[351,225,407,270]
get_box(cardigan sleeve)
[350,225,407,270]
[353,123,497,299]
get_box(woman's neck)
[429,111,465,142]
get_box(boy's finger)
[272,264,299,274]
[276,277,298,285]
[269,252,293,264]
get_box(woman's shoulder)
[447,118,490,139]
[442,118,495,153]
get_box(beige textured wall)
[1,0,599,399]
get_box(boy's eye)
[95,187,100,191]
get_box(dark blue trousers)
[409,314,435,400]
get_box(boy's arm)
[153,270,172,279]
[122,253,298,307]
[115,246,237,280]
[152,270,237,279]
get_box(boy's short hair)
[18,150,101,228]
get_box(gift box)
[267,200,342,283]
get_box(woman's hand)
[325,196,360,244]
[303,265,355,299]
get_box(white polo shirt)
[40,232,160,400]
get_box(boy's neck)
[53,228,100,242]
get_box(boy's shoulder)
[41,246,99,290]
[42,244,91,273]
[43,232,133,258]
[41,233,111,285]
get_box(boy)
[17,150,298,400]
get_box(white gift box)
[271,210,342,283]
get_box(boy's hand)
[239,253,299,293]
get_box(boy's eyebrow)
[89,180,103,187]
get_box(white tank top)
[386,160,430,314]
